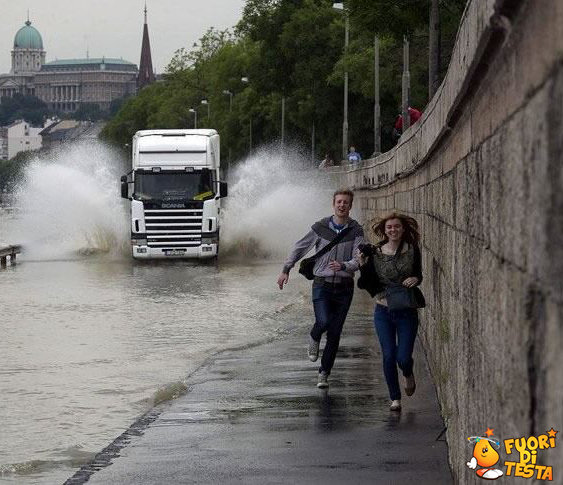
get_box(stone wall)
[337,0,562,481]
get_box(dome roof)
[14,21,44,50]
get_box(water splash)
[9,141,129,260]
[221,144,338,259]
[5,140,343,262]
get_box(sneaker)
[404,374,416,396]
[307,336,320,362]
[390,399,402,411]
[317,371,329,389]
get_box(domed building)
[12,20,46,74]
[0,14,151,113]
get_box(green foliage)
[103,0,466,162]
[72,103,105,121]
[0,94,50,127]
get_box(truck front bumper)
[132,244,217,259]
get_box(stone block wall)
[338,0,563,481]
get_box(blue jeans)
[374,304,419,400]
[311,283,354,375]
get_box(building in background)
[0,119,42,160]
[138,4,156,90]
[0,8,155,113]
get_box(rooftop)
[41,58,138,73]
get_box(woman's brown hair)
[372,212,420,246]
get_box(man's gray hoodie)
[282,217,364,281]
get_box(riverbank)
[65,299,452,484]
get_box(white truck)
[121,129,227,259]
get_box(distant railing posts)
[0,245,21,268]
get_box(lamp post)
[201,98,210,121]
[374,35,381,156]
[402,36,411,132]
[281,96,285,149]
[333,2,349,161]
[189,107,197,129]
[222,90,233,111]
[241,76,252,155]
[223,90,233,167]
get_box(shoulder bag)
[384,241,426,310]
[298,227,352,280]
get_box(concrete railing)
[333,0,563,481]
[0,245,21,268]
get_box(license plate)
[164,249,186,256]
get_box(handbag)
[384,240,426,310]
[298,227,352,280]
[385,284,425,311]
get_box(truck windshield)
[134,171,214,202]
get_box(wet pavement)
[65,307,452,484]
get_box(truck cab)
[121,129,227,259]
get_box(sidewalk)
[65,308,452,484]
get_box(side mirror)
[121,175,129,199]
[219,182,228,198]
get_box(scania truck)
[120,129,227,259]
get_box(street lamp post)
[201,99,210,121]
[281,96,285,149]
[333,2,349,161]
[222,90,233,168]
[241,77,252,155]
[402,36,411,132]
[222,90,233,111]
[374,35,381,156]
[189,107,197,129]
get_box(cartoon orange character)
[467,428,503,480]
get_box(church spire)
[138,2,155,90]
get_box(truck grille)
[144,209,203,248]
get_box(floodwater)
[0,141,340,484]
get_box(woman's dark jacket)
[357,243,423,298]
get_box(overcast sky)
[0,0,246,74]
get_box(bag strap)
[310,226,353,261]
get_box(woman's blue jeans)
[311,283,354,375]
[374,304,419,400]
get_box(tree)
[0,94,50,127]
[103,0,467,161]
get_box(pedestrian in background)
[357,212,424,411]
[318,152,335,169]
[393,107,422,140]
[347,146,362,165]
[277,189,364,389]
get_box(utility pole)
[333,3,349,160]
[374,35,381,155]
[281,96,285,149]
[189,108,198,129]
[429,0,441,99]
[311,121,316,167]
[222,90,233,170]
[402,36,411,132]
[343,12,349,160]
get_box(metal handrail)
[0,245,21,268]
